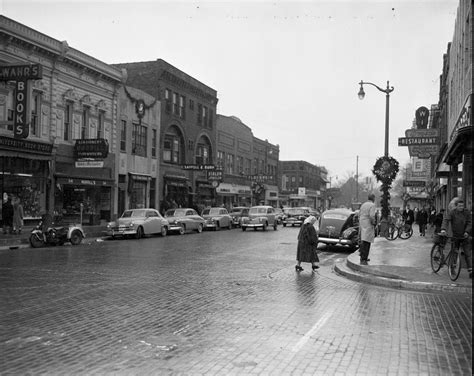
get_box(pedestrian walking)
[417,206,428,236]
[441,199,472,278]
[295,215,320,272]
[359,193,376,265]
[12,196,24,234]
[2,195,14,234]
[402,205,415,226]
[433,209,444,233]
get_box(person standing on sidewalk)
[12,196,24,234]
[359,193,376,265]
[441,199,472,278]
[2,196,14,235]
[417,207,428,236]
[295,215,320,272]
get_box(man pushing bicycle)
[440,199,472,279]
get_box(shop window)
[130,179,147,209]
[64,102,73,141]
[120,120,126,152]
[1,88,14,131]
[132,122,147,157]
[97,110,105,139]
[30,91,41,137]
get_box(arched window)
[195,135,212,165]
[163,126,184,164]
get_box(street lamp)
[358,80,394,157]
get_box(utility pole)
[356,155,359,202]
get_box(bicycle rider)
[440,199,472,279]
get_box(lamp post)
[358,80,394,157]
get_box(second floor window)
[236,156,244,174]
[226,153,234,175]
[132,123,147,157]
[196,143,209,164]
[152,129,157,158]
[173,92,178,115]
[197,104,202,125]
[64,102,73,141]
[120,120,126,152]
[163,135,181,164]
[97,111,105,139]
[165,89,171,113]
[179,95,185,119]
[217,151,224,170]
[30,91,41,137]
[81,106,90,139]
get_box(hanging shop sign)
[398,128,439,159]
[75,160,104,168]
[207,169,223,181]
[403,180,426,187]
[0,64,43,81]
[74,138,109,159]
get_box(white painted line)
[291,310,333,353]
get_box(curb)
[334,259,472,294]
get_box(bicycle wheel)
[399,225,413,240]
[385,224,399,241]
[448,248,461,281]
[430,243,443,273]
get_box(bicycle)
[385,221,399,241]
[398,221,413,240]
[430,234,467,281]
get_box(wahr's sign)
[0,64,43,139]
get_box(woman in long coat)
[296,215,320,272]
[12,197,24,234]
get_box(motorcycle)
[29,215,85,248]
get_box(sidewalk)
[334,228,472,294]
[0,224,109,250]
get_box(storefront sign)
[75,160,104,168]
[14,80,29,139]
[399,128,439,159]
[0,64,43,81]
[181,164,216,170]
[216,183,251,195]
[243,174,273,183]
[207,169,223,181]
[56,177,113,186]
[0,135,53,154]
[398,136,438,146]
[403,180,426,187]
[74,138,109,159]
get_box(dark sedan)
[317,208,359,251]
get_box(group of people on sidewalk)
[1,195,24,235]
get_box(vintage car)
[241,205,278,231]
[107,208,169,239]
[282,207,311,227]
[164,208,205,235]
[317,208,359,251]
[201,207,233,230]
[229,206,249,227]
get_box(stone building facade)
[0,15,123,224]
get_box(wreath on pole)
[372,156,399,221]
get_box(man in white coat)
[359,193,376,265]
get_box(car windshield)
[165,209,187,217]
[249,207,267,214]
[230,208,244,213]
[122,209,146,218]
[202,208,220,215]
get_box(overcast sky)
[1,0,459,185]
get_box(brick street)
[0,228,472,375]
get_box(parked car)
[164,208,205,235]
[282,207,311,227]
[201,207,233,230]
[241,205,278,231]
[229,206,249,227]
[317,208,359,251]
[107,208,169,239]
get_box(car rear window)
[323,213,348,221]
[250,208,267,214]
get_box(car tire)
[161,226,168,237]
[178,225,185,235]
[273,223,277,231]
[283,223,287,227]
[196,224,203,233]
[228,221,232,230]
[135,226,143,239]
[242,226,246,231]
[70,230,83,245]
[263,223,267,231]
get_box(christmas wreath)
[372,156,399,184]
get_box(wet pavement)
[0,226,472,375]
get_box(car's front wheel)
[161,226,167,237]
[178,224,185,235]
[135,226,144,239]
[196,224,203,233]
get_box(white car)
[201,207,233,230]
[107,208,169,239]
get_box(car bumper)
[241,222,265,228]
[318,236,355,246]
[168,224,184,232]
[107,228,137,236]
[203,223,217,229]
[283,220,303,226]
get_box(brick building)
[113,59,218,213]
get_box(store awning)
[164,174,190,187]
[129,172,152,181]
[216,183,251,195]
